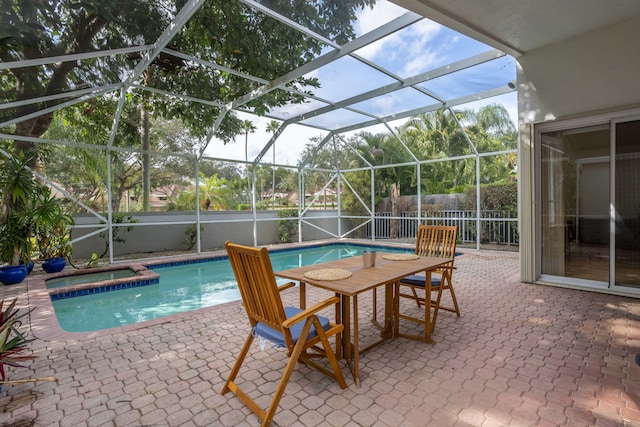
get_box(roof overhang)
[395,0,640,57]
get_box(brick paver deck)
[1,248,639,426]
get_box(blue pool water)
[52,243,409,332]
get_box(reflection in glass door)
[614,120,640,288]
[540,124,610,284]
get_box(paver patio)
[1,248,639,426]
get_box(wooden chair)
[393,225,460,342]
[222,241,347,427]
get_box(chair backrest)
[225,241,290,342]
[415,225,458,266]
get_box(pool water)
[52,244,409,332]
[46,268,137,289]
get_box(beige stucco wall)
[517,14,640,281]
[517,14,640,124]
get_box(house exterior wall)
[517,14,640,282]
[517,15,640,124]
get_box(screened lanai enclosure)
[1,0,517,262]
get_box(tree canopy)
[1,0,376,152]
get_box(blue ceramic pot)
[42,257,66,273]
[0,265,28,285]
[21,261,34,275]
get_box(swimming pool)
[46,268,138,289]
[51,243,410,332]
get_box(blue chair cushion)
[254,306,331,348]
[400,275,442,288]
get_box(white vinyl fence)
[367,210,519,246]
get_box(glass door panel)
[614,120,640,287]
[540,125,610,283]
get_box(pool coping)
[46,265,160,299]
[27,239,415,342]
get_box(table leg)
[381,283,393,339]
[335,292,342,358]
[372,287,379,326]
[341,295,354,383]
[299,282,306,309]
[352,295,360,388]
[424,270,433,343]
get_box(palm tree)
[356,132,413,197]
[266,120,281,209]
[198,172,228,210]
[400,109,471,193]
[472,103,516,139]
[241,120,257,204]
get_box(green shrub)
[184,224,204,250]
[461,182,517,212]
[277,209,298,243]
[98,214,138,258]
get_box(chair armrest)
[282,296,340,328]
[278,282,297,292]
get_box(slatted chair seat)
[222,241,347,427]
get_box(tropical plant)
[266,120,281,209]
[0,148,77,273]
[277,209,298,243]
[165,190,196,211]
[183,224,204,250]
[34,186,74,260]
[242,120,257,204]
[43,101,193,213]
[461,182,518,212]
[98,214,139,258]
[86,252,101,268]
[0,299,36,383]
[355,132,415,196]
[400,109,473,193]
[198,172,228,210]
[0,152,38,266]
[0,151,73,266]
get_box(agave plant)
[0,298,36,382]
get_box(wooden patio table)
[274,252,451,387]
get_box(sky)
[202,1,517,168]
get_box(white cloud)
[397,20,443,76]
[353,1,409,59]
[356,16,443,77]
[355,1,406,35]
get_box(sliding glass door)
[613,119,640,289]
[540,124,610,286]
[538,115,640,293]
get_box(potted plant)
[0,151,73,279]
[34,186,74,273]
[0,153,38,284]
[0,212,32,284]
